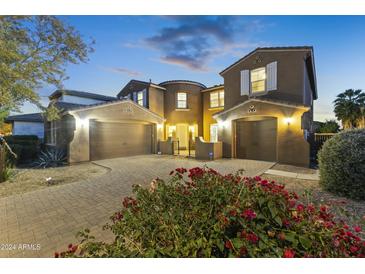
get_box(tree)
[317,119,340,133]
[0,16,94,122]
[333,89,365,129]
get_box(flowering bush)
[58,167,364,258]
[318,129,365,200]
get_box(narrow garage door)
[89,121,153,160]
[236,118,277,162]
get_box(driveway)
[0,155,274,258]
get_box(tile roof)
[49,89,116,101]
[158,80,207,89]
[5,113,44,123]
[219,46,313,76]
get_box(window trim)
[210,90,224,108]
[176,92,188,109]
[250,67,266,95]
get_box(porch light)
[189,125,195,133]
[77,118,89,128]
[157,123,163,130]
[218,120,228,128]
[284,117,293,125]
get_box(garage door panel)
[90,121,152,160]
[236,118,277,162]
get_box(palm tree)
[333,89,365,129]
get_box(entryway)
[236,117,277,162]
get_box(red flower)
[225,240,233,250]
[229,209,238,217]
[54,252,59,258]
[320,205,328,213]
[282,219,291,228]
[260,180,269,187]
[354,226,362,233]
[283,248,295,258]
[68,243,73,249]
[288,199,296,208]
[175,167,187,174]
[307,204,315,214]
[246,232,259,244]
[241,209,257,221]
[296,204,305,212]
[188,167,204,179]
[350,245,359,253]
[253,176,261,181]
[239,247,248,256]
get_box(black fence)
[310,133,336,167]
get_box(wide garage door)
[89,121,153,160]
[236,117,277,162]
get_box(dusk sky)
[20,16,365,122]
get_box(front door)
[176,124,189,150]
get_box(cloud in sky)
[100,66,142,77]
[144,16,265,71]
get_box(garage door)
[89,121,153,160]
[236,118,277,162]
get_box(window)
[177,92,187,109]
[210,124,218,142]
[210,90,224,108]
[250,67,266,93]
[137,91,144,106]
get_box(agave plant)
[35,148,67,168]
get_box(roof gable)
[49,90,116,101]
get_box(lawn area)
[261,173,365,229]
[0,163,108,198]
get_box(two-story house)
[38,46,317,166]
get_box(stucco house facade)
[15,46,316,166]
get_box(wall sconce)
[78,118,89,128]
[284,117,293,125]
[188,125,195,133]
[157,123,163,130]
[218,120,228,128]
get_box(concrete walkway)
[264,168,320,180]
[0,155,274,258]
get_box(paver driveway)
[0,155,274,258]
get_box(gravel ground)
[0,163,108,198]
[262,174,365,230]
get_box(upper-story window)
[241,61,277,96]
[210,90,224,108]
[177,92,187,109]
[137,91,144,106]
[250,67,266,94]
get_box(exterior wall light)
[284,117,293,125]
[218,120,228,128]
[78,118,89,128]
[157,123,163,130]
[189,125,195,133]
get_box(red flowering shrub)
[58,167,365,258]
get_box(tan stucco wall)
[161,82,204,137]
[195,137,223,160]
[216,101,310,167]
[222,50,311,110]
[67,101,164,163]
[202,88,224,141]
[148,86,165,118]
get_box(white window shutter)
[240,70,250,96]
[266,61,277,91]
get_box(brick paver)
[0,155,274,257]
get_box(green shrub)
[318,129,365,200]
[57,167,365,258]
[4,135,40,164]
